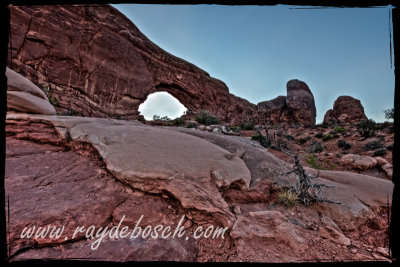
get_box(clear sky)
[113,4,395,122]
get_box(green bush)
[333,126,346,134]
[239,122,255,130]
[322,134,333,142]
[251,132,271,148]
[357,119,376,138]
[153,115,171,121]
[173,117,185,126]
[195,111,220,126]
[43,85,59,106]
[251,132,264,142]
[230,126,241,133]
[309,142,323,153]
[305,154,320,169]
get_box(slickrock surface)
[6,67,56,115]
[5,113,393,262]
[8,4,257,124]
[257,79,316,126]
[323,96,367,124]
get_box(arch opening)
[138,91,188,121]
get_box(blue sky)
[113,4,395,122]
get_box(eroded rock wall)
[8,4,257,124]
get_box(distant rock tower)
[323,96,367,124]
[257,79,316,126]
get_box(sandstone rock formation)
[323,96,367,124]
[341,154,378,171]
[7,4,257,124]
[5,113,393,262]
[257,79,316,126]
[6,67,56,115]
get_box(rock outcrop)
[5,113,393,262]
[6,67,56,115]
[257,79,316,126]
[7,4,257,124]
[341,154,378,171]
[323,96,367,124]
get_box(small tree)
[384,108,395,121]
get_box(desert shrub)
[337,140,352,150]
[153,115,171,121]
[376,121,394,134]
[186,122,197,128]
[357,119,376,138]
[373,148,387,157]
[305,154,320,169]
[386,143,393,151]
[277,189,298,207]
[363,139,384,151]
[337,139,346,148]
[285,134,295,141]
[173,117,185,126]
[333,126,346,134]
[239,122,255,130]
[322,134,333,142]
[298,137,310,145]
[276,130,284,137]
[43,85,59,106]
[195,111,220,126]
[315,133,324,139]
[309,142,323,153]
[332,133,340,139]
[230,126,241,133]
[252,131,271,148]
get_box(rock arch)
[138,90,188,120]
[8,4,257,124]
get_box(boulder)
[7,91,56,115]
[6,67,48,100]
[375,157,389,167]
[323,96,367,124]
[381,164,393,179]
[6,67,56,115]
[341,154,377,170]
[6,114,252,228]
